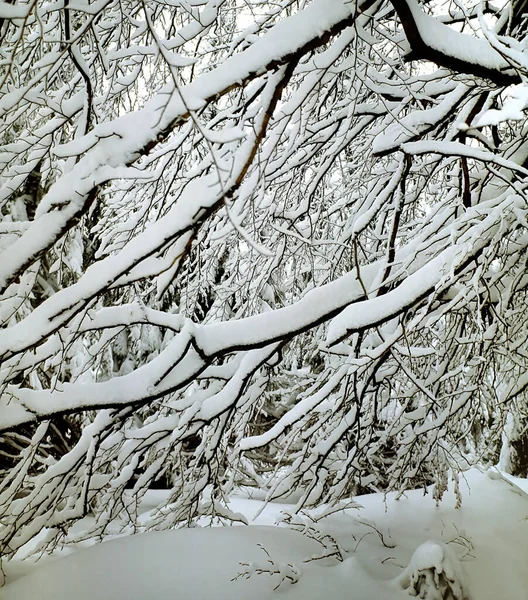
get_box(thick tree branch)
[390,0,520,85]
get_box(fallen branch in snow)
[232,543,301,590]
[279,510,348,562]
[353,517,396,549]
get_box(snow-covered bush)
[398,541,468,600]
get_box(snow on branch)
[0,0,359,294]
[390,0,519,84]
[2,0,528,561]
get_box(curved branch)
[390,0,519,85]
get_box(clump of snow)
[397,540,468,600]
[473,85,528,127]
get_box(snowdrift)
[2,469,527,600]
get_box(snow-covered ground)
[2,468,528,599]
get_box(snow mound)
[1,524,407,600]
[3,469,528,600]
[1,526,320,600]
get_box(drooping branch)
[0,186,522,431]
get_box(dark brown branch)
[389,0,520,86]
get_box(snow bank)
[3,469,528,600]
[2,527,321,600]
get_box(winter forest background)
[1,0,528,597]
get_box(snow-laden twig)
[232,543,301,590]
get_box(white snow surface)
[2,468,528,600]
[0,0,29,18]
